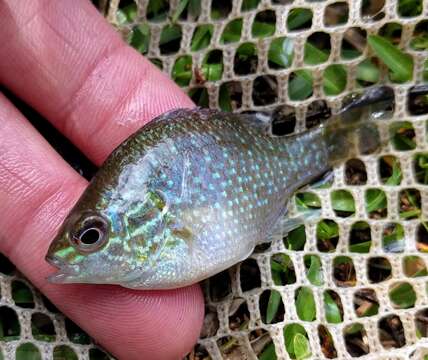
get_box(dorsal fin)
[239,112,273,135]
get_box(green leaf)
[266,290,282,324]
[116,11,128,26]
[385,159,402,185]
[400,190,421,219]
[424,59,428,81]
[191,24,213,51]
[241,0,260,11]
[365,189,387,213]
[389,282,417,308]
[411,34,428,51]
[159,25,182,46]
[147,0,164,15]
[396,134,417,150]
[236,42,257,59]
[350,241,371,253]
[359,301,379,317]
[293,334,311,360]
[341,48,362,60]
[331,190,355,213]
[390,121,416,151]
[220,18,243,44]
[271,254,296,285]
[271,264,283,285]
[367,35,413,83]
[379,23,402,43]
[146,0,169,21]
[172,0,189,23]
[296,287,316,321]
[219,84,232,112]
[345,323,363,335]
[286,225,306,251]
[356,59,380,84]
[418,155,428,169]
[415,153,428,184]
[172,56,192,87]
[404,256,428,277]
[128,24,150,54]
[150,58,163,70]
[334,256,353,266]
[383,223,404,252]
[252,21,275,38]
[284,324,307,359]
[306,255,323,286]
[323,64,347,95]
[304,42,329,65]
[116,3,137,24]
[188,0,201,18]
[324,291,342,323]
[210,8,222,20]
[317,220,339,242]
[398,0,422,17]
[352,221,370,230]
[53,346,78,360]
[400,209,422,219]
[15,343,42,360]
[394,120,415,130]
[287,8,312,31]
[259,342,277,360]
[295,192,321,211]
[188,87,209,107]
[269,37,294,68]
[289,70,313,101]
[201,63,223,81]
[404,194,421,211]
[12,285,34,307]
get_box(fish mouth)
[45,255,80,284]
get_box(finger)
[0,0,194,165]
[0,94,204,360]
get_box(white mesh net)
[1,0,428,359]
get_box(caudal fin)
[322,112,382,166]
[321,87,394,166]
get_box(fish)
[45,88,390,289]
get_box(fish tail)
[321,113,381,166]
[321,87,394,166]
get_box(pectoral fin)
[265,208,321,246]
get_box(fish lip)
[45,254,63,269]
[47,271,76,284]
[45,255,80,283]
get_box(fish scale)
[46,106,379,289]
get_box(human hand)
[0,1,204,359]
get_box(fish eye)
[79,227,102,245]
[71,215,108,253]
